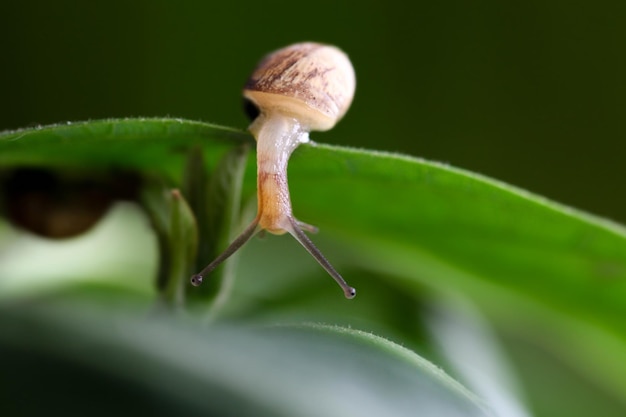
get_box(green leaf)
[140,180,198,307]
[0,299,493,417]
[0,118,248,180]
[191,143,252,309]
[285,144,626,403]
[2,118,626,410]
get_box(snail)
[191,42,356,298]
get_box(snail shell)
[244,42,356,131]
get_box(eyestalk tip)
[344,286,356,299]
[190,274,203,287]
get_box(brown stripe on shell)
[244,43,352,120]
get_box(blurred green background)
[2,0,625,223]
[3,2,626,415]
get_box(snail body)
[191,42,356,298]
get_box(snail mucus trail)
[191,42,356,299]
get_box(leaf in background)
[2,118,626,409]
[188,142,252,308]
[0,118,250,298]
[140,180,197,307]
[286,144,626,404]
[0,299,494,417]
